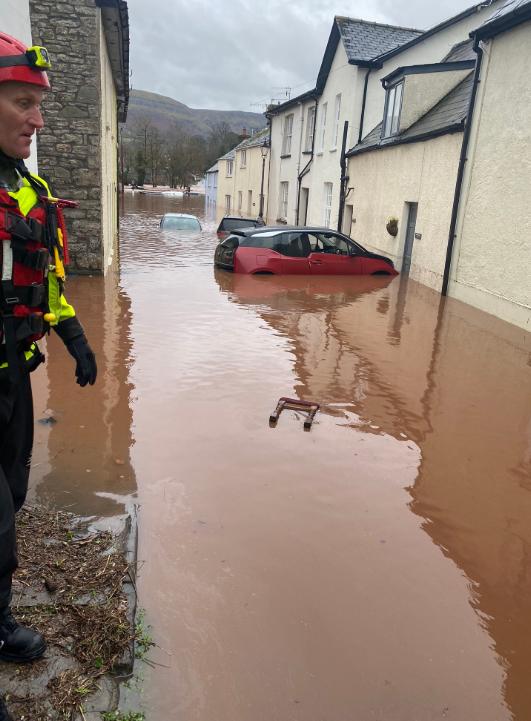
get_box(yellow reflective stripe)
[47,274,76,324]
[0,347,37,369]
[8,174,50,215]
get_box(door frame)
[401,202,418,274]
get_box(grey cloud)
[126,0,481,111]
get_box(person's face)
[0,81,44,159]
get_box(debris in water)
[269,397,320,430]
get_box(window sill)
[240,166,246,170]
[276,218,287,224]
[301,150,312,155]
[329,148,337,153]
[280,154,291,159]
[226,175,232,178]
[316,151,323,156]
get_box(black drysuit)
[0,372,33,610]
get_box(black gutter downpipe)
[441,36,483,297]
[296,94,319,225]
[358,67,372,143]
[337,120,349,233]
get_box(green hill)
[126,89,265,137]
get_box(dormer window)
[382,80,403,138]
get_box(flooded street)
[30,193,531,720]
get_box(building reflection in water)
[215,268,531,719]
[28,264,137,519]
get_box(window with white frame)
[238,191,242,211]
[323,183,333,228]
[225,195,231,210]
[382,81,404,138]
[279,182,289,220]
[207,174,211,187]
[226,160,233,177]
[319,103,327,151]
[306,106,315,151]
[241,150,247,168]
[214,174,218,188]
[332,94,341,149]
[282,114,294,156]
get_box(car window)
[310,232,353,255]
[219,218,258,232]
[239,233,283,251]
[162,216,201,230]
[280,232,316,258]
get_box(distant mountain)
[126,89,265,137]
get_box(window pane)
[240,234,282,250]
[320,103,327,150]
[384,86,395,137]
[391,83,403,135]
[281,232,312,258]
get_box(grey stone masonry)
[29,0,104,274]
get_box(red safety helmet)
[0,32,50,89]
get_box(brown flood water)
[29,193,531,720]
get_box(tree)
[134,149,146,186]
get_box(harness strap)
[11,241,48,271]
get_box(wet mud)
[31,193,531,720]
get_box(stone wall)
[29,0,105,274]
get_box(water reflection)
[216,260,531,719]
[29,264,137,518]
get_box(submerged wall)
[346,132,462,291]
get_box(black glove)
[65,334,97,387]
[53,318,97,387]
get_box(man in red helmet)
[0,33,97,718]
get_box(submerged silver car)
[160,213,202,231]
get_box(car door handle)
[310,260,323,265]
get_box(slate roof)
[347,72,474,157]
[219,148,236,161]
[335,17,422,63]
[374,1,499,64]
[205,163,218,174]
[472,0,531,38]
[442,38,476,62]
[235,127,270,150]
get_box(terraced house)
[266,2,503,232]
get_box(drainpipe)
[293,101,304,222]
[358,67,372,143]
[296,94,319,225]
[337,120,349,233]
[441,36,483,297]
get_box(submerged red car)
[214,226,398,276]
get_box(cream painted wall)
[268,42,359,229]
[361,0,505,138]
[450,23,531,331]
[233,145,269,219]
[347,132,462,290]
[99,16,118,271]
[0,0,38,174]
[217,158,236,213]
[400,69,471,131]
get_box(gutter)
[346,122,465,158]
[472,0,531,40]
[441,36,483,297]
[296,94,319,225]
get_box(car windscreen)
[162,216,201,230]
[219,218,257,232]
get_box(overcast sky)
[126,0,479,112]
